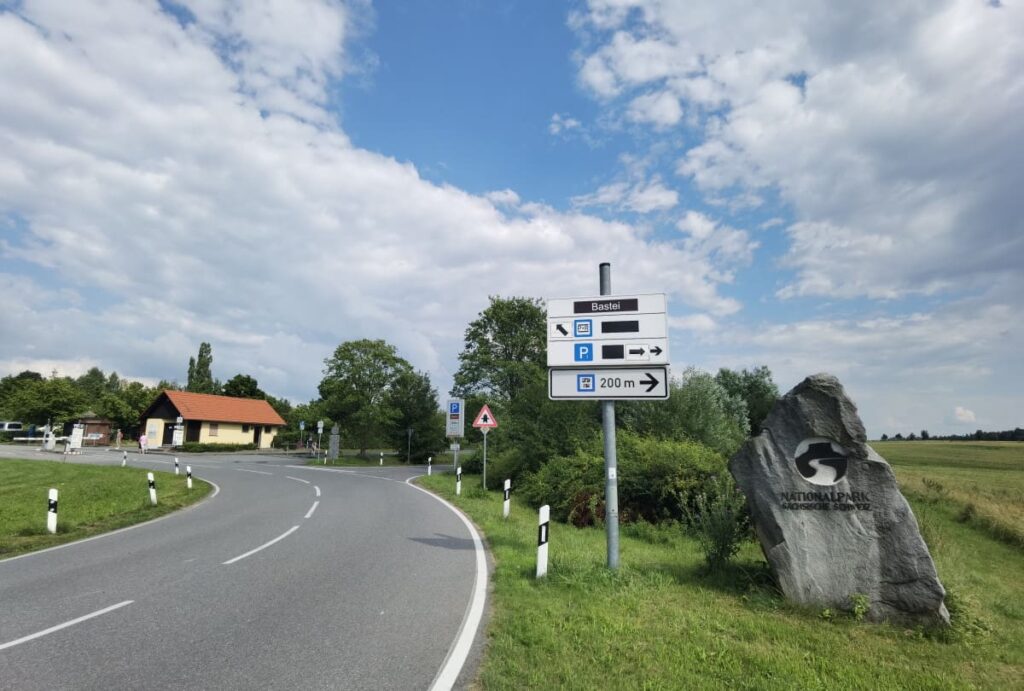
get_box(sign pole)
[600,262,620,571]
[481,428,488,489]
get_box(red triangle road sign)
[472,404,498,429]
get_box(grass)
[0,458,212,559]
[876,441,1024,548]
[417,442,1024,689]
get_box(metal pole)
[482,430,488,489]
[600,262,620,570]
[407,428,413,464]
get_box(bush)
[180,442,257,453]
[685,474,750,571]
[518,432,728,525]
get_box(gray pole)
[482,430,488,489]
[406,427,413,464]
[600,262,620,570]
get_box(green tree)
[223,373,265,399]
[6,377,88,426]
[452,296,546,401]
[714,366,779,435]
[0,370,44,418]
[318,339,413,455]
[186,342,218,393]
[385,369,443,462]
[75,366,107,401]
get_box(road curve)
[0,448,487,690]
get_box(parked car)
[0,421,25,433]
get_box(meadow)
[419,441,1024,689]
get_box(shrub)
[685,474,750,571]
[180,442,257,453]
[519,432,728,525]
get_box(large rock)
[729,373,949,625]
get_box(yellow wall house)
[139,390,286,449]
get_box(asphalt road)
[0,447,487,690]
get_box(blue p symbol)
[574,343,593,362]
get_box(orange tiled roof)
[162,390,286,426]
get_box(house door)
[185,421,201,443]
[253,426,262,447]
[161,422,175,446]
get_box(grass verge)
[418,469,1023,690]
[0,458,212,559]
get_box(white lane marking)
[222,526,300,565]
[0,600,134,651]
[304,501,320,519]
[0,479,220,565]
[314,485,321,497]
[285,476,311,485]
[235,468,272,475]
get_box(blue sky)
[0,0,1021,437]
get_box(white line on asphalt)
[285,476,311,484]
[406,475,488,691]
[0,600,134,651]
[235,468,273,475]
[304,501,319,519]
[314,485,321,497]
[222,526,300,565]
[0,480,220,565]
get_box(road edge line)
[0,600,134,651]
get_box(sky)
[1,0,1021,438]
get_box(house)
[63,412,112,445]
[139,390,286,449]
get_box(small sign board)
[547,338,669,367]
[172,428,184,446]
[472,404,498,429]
[546,293,669,369]
[450,442,460,451]
[548,367,670,400]
[446,398,465,438]
[317,420,324,434]
[299,421,306,431]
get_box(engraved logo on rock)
[794,438,849,486]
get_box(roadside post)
[379,451,384,466]
[427,456,432,476]
[456,466,462,496]
[122,450,127,467]
[175,457,180,475]
[446,398,465,471]
[546,264,670,570]
[316,420,323,458]
[503,479,511,519]
[186,466,193,490]
[472,405,498,489]
[47,489,58,534]
[148,473,157,506]
[536,504,550,578]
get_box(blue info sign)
[576,373,596,393]
[446,398,465,438]
[574,343,593,362]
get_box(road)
[0,448,487,690]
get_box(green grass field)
[419,441,1024,689]
[0,458,212,559]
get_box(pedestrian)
[115,429,123,449]
[139,432,148,455]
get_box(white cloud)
[668,313,716,332]
[954,406,976,424]
[549,112,581,135]
[626,90,682,127]
[573,176,678,214]
[0,1,750,401]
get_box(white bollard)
[122,450,127,467]
[148,472,157,506]
[456,466,462,496]
[536,504,550,578]
[427,456,432,476]
[186,465,193,490]
[174,457,180,475]
[503,479,511,519]
[47,488,58,534]
[379,451,384,466]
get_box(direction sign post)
[472,405,498,489]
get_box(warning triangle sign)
[472,404,498,429]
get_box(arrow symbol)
[628,347,645,356]
[650,346,663,356]
[641,372,660,393]
[556,324,568,336]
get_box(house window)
[242,424,250,433]
[264,426,271,433]
[209,423,219,437]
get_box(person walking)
[139,432,148,455]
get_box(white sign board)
[172,427,184,446]
[446,398,465,438]
[548,367,670,400]
[70,424,84,449]
[546,293,669,368]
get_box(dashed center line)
[314,485,321,497]
[235,468,272,475]
[305,501,320,519]
[286,476,311,484]
[223,526,300,565]
[0,600,134,651]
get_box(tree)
[881,433,889,441]
[186,342,218,393]
[921,430,930,440]
[223,374,265,399]
[5,376,87,426]
[385,369,443,462]
[452,296,546,401]
[75,367,107,401]
[714,366,779,435]
[318,339,413,455]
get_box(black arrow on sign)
[650,346,663,356]
[556,324,568,336]
[641,372,660,392]
[628,347,645,356]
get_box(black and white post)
[122,450,127,467]
[147,472,157,506]
[186,465,193,490]
[47,488,58,534]
[536,504,550,578]
[503,479,511,519]
[174,457,180,475]
[456,466,462,496]
[427,456,432,476]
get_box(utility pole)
[600,262,620,570]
